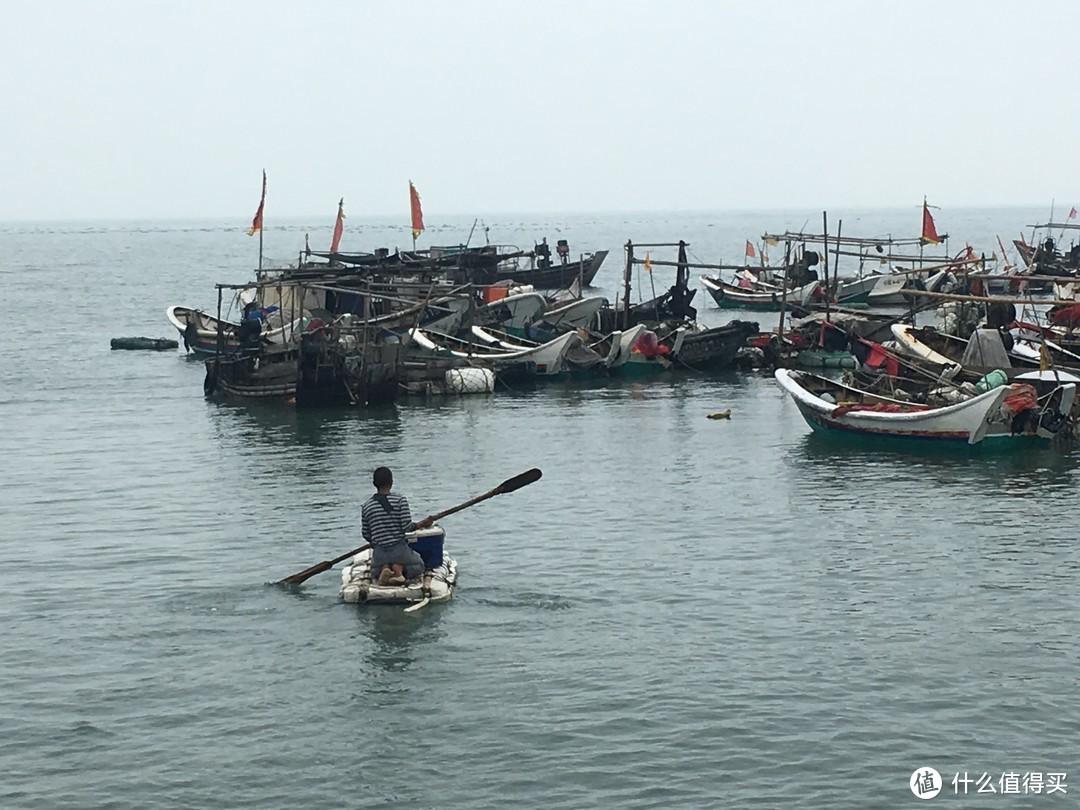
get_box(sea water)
[2,207,1077,808]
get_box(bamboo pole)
[622,241,634,330]
[778,240,792,346]
[901,289,1079,306]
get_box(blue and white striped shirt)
[361,492,416,549]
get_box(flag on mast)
[247,170,266,236]
[409,181,425,240]
[330,198,345,253]
[643,252,652,272]
[1069,206,1077,220]
[920,198,942,245]
[745,240,756,259]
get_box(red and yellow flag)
[920,199,942,245]
[247,170,266,236]
[330,197,345,253]
[409,180,425,240]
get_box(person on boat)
[361,467,434,587]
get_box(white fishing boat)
[866,268,956,307]
[406,326,582,376]
[776,367,1018,445]
[700,275,822,311]
[339,527,458,607]
[473,291,547,331]
[536,295,607,331]
[166,305,242,354]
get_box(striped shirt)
[361,492,416,549]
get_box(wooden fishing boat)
[406,326,582,376]
[168,290,474,356]
[535,295,607,331]
[472,291,547,331]
[204,321,404,406]
[866,268,956,306]
[777,367,1074,444]
[469,324,649,373]
[891,323,1080,374]
[486,249,608,289]
[700,276,822,311]
[340,528,458,606]
[777,368,999,444]
[166,306,242,355]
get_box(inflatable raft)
[339,527,458,606]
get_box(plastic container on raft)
[409,527,445,569]
[445,367,496,394]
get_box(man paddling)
[361,467,433,586]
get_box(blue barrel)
[409,529,445,569]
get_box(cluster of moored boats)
[166,217,1080,451]
[166,238,763,406]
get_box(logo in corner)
[910,767,942,799]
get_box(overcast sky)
[2,0,1077,221]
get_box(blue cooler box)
[408,528,445,569]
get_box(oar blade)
[496,467,542,494]
[278,560,331,586]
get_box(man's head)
[373,466,393,490]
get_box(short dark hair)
[373,467,393,488]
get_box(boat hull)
[775,368,1008,444]
[489,251,608,289]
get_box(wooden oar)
[423,467,542,523]
[277,468,543,588]
[402,467,543,613]
[278,543,372,586]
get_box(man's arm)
[399,495,415,533]
[361,504,372,542]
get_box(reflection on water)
[355,605,447,674]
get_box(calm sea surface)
[2,208,1078,809]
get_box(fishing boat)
[339,528,458,606]
[166,305,242,355]
[204,316,404,406]
[532,295,607,332]
[485,245,609,289]
[406,326,582,376]
[472,290,547,332]
[700,275,822,311]
[774,367,1070,445]
[891,323,1080,374]
[866,268,957,307]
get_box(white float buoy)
[445,367,496,394]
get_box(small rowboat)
[339,527,458,607]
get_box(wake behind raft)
[111,337,179,351]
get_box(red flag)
[409,180,425,240]
[247,170,266,236]
[920,199,941,245]
[745,240,756,259]
[1069,206,1077,220]
[330,197,345,253]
